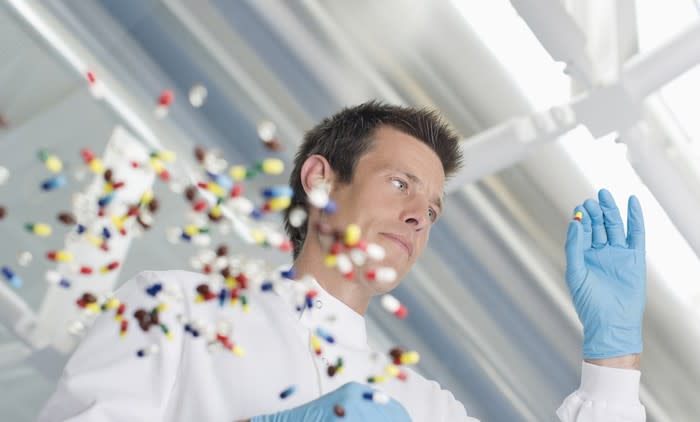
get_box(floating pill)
[344,224,361,246]
[259,158,284,175]
[574,211,583,221]
[189,84,207,108]
[80,148,104,174]
[100,261,120,273]
[136,344,159,358]
[120,320,128,337]
[57,212,76,225]
[38,150,63,173]
[264,197,291,212]
[288,206,307,228]
[381,294,408,319]
[2,266,22,288]
[0,166,8,185]
[366,243,386,261]
[154,90,174,118]
[45,270,71,288]
[25,222,52,237]
[46,250,74,262]
[366,267,397,283]
[17,251,32,267]
[40,174,66,191]
[333,404,345,417]
[362,391,389,404]
[308,185,329,209]
[257,120,276,142]
[315,327,335,344]
[262,185,293,199]
[279,385,296,399]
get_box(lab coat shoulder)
[37,270,195,422]
[382,367,479,422]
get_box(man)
[39,102,646,421]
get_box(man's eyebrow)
[398,170,444,211]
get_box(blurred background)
[1,0,700,420]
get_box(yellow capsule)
[251,229,265,244]
[242,303,250,313]
[372,375,386,383]
[324,254,337,267]
[26,223,52,237]
[225,276,237,288]
[261,158,284,175]
[45,156,63,173]
[232,345,245,356]
[229,165,247,181]
[88,158,104,174]
[156,303,169,313]
[158,150,176,162]
[103,183,114,195]
[183,225,199,236]
[104,298,120,309]
[310,334,321,351]
[207,182,226,198]
[165,331,174,341]
[111,214,128,230]
[210,205,223,218]
[574,211,583,221]
[86,233,104,247]
[400,351,420,365]
[195,295,205,303]
[86,303,101,314]
[344,224,361,246]
[49,250,73,262]
[384,365,400,376]
[335,366,345,375]
[267,197,291,211]
[150,157,164,173]
[140,190,154,205]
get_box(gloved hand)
[251,381,411,422]
[565,188,646,359]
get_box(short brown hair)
[283,100,463,259]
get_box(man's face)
[326,126,445,293]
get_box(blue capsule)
[262,185,293,199]
[206,171,233,191]
[279,385,296,399]
[40,174,66,191]
[261,281,274,291]
[218,288,227,307]
[145,283,162,297]
[98,193,115,207]
[280,268,296,279]
[76,224,87,234]
[323,200,337,214]
[315,327,335,344]
[102,226,111,239]
[2,266,22,288]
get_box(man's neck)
[293,236,371,316]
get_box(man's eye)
[392,179,407,191]
[428,208,437,222]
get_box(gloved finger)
[598,188,626,247]
[627,195,645,251]
[583,198,607,248]
[573,205,592,249]
[565,221,586,293]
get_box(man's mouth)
[380,233,413,257]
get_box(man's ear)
[300,154,335,195]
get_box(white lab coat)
[38,270,645,421]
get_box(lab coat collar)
[294,276,369,351]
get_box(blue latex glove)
[251,382,411,422]
[565,188,646,359]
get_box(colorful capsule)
[40,174,66,191]
[381,294,408,319]
[119,320,128,337]
[315,327,335,344]
[362,390,390,404]
[2,266,22,288]
[279,385,296,399]
[574,211,583,222]
[365,267,397,283]
[310,334,322,355]
[344,224,361,247]
[258,158,284,175]
[46,250,74,262]
[154,90,174,118]
[45,270,71,288]
[25,222,52,237]
[264,197,291,212]
[38,150,63,173]
[80,148,104,174]
[99,261,120,273]
[262,185,293,199]
[136,344,159,358]
[57,212,76,225]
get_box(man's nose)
[401,197,429,230]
